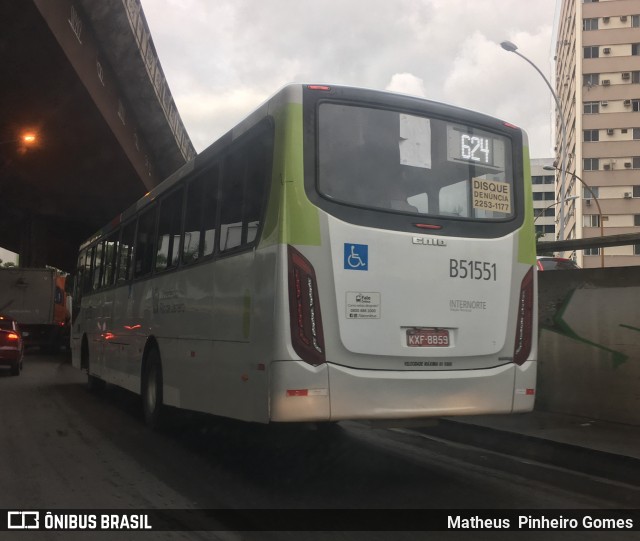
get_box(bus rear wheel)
[142,347,164,429]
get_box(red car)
[536,256,580,271]
[0,315,24,376]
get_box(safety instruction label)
[346,292,381,319]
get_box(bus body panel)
[324,215,515,365]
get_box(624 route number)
[450,259,496,281]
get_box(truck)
[0,268,71,352]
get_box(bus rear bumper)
[328,361,536,420]
[269,360,536,422]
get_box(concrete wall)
[537,267,640,424]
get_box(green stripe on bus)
[518,146,536,265]
[261,103,321,248]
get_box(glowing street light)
[21,133,37,145]
[1,131,39,147]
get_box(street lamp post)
[500,40,569,242]
[534,195,579,223]
[544,165,605,268]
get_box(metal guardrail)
[537,232,640,253]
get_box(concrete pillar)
[19,213,49,268]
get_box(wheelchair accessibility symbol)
[344,243,368,271]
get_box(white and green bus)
[71,84,537,427]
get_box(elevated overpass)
[0,0,195,271]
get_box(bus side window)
[156,188,184,272]
[103,232,119,287]
[244,136,271,244]
[182,176,205,265]
[83,246,94,295]
[219,151,244,252]
[134,206,157,278]
[117,221,136,283]
[74,250,86,307]
[92,242,104,291]
[219,124,273,253]
[201,166,219,258]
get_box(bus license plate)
[407,329,449,347]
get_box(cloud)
[441,29,555,156]
[173,87,271,149]
[141,0,557,157]
[385,73,427,98]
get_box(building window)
[584,129,599,142]
[583,46,599,59]
[634,158,640,169]
[635,244,640,255]
[634,15,640,27]
[585,247,601,256]
[532,175,555,185]
[584,158,599,171]
[534,208,555,221]
[633,72,640,84]
[584,215,601,227]
[584,73,600,87]
[584,101,600,114]
[584,185,599,198]
[583,18,599,30]
[535,224,555,234]
[634,214,640,226]
[634,186,640,197]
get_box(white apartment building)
[531,158,557,242]
[555,0,640,267]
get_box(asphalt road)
[1,352,638,541]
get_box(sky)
[141,0,558,158]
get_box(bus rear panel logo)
[412,236,446,247]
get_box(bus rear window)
[317,103,514,221]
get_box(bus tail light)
[287,246,326,366]
[513,267,534,366]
